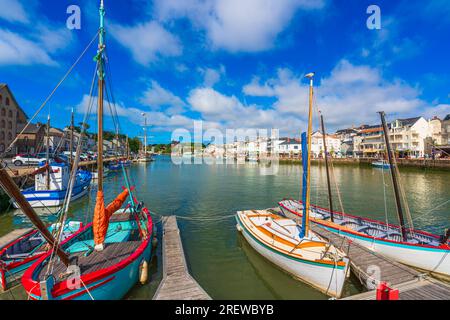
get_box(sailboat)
[13,115,92,208]
[0,221,82,291]
[236,73,350,298]
[279,111,450,279]
[138,114,153,163]
[0,1,154,300]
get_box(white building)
[278,138,301,156]
[389,117,431,158]
[311,131,341,158]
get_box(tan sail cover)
[93,189,129,245]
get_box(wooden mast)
[302,72,315,237]
[46,114,51,190]
[320,112,334,222]
[0,169,69,265]
[69,108,74,166]
[143,115,147,156]
[126,134,129,159]
[96,0,105,192]
[379,111,407,241]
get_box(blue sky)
[1,0,449,143]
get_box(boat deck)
[152,216,211,300]
[341,278,450,300]
[37,241,141,281]
[269,207,450,300]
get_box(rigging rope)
[0,31,99,160]
[45,62,99,276]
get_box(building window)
[0,132,4,140]
[8,110,12,118]
[0,120,4,128]
[7,132,12,140]
[0,144,4,152]
[5,97,10,106]
[0,94,2,105]
[8,121,12,129]
[1,108,5,117]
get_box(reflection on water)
[1,155,449,300]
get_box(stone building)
[0,84,28,155]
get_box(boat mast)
[143,113,147,156]
[0,169,69,265]
[126,134,129,159]
[301,72,315,238]
[379,111,407,241]
[69,108,74,166]
[46,114,51,190]
[320,112,334,222]
[96,0,105,192]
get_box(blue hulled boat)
[13,162,91,208]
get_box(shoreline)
[278,157,450,171]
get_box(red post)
[376,282,399,300]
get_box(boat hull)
[22,209,154,300]
[14,182,90,208]
[279,200,450,278]
[25,241,152,300]
[236,214,349,298]
[1,222,83,291]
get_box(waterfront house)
[44,127,66,152]
[389,116,430,158]
[15,123,46,154]
[442,114,450,145]
[0,84,28,155]
[335,128,358,157]
[429,116,445,146]
[359,125,385,158]
[278,138,301,157]
[311,131,341,158]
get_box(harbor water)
[1,155,449,299]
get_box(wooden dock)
[6,157,121,178]
[153,216,211,300]
[0,228,32,248]
[270,207,450,300]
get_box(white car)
[12,153,47,166]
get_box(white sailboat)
[236,73,350,298]
[279,111,450,279]
[137,113,153,163]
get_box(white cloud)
[140,80,186,114]
[110,21,182,65]
[75,94,201,132]
[199,65,226,87]
[34,25,74,53]
[188,87,305,134]
[0,0,29,24]
[0,29,56,66]
[154,0,326,52]
[243,60,445,130]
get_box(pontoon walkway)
[152,216,211,300]
[269,207,450,300]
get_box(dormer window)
[5,97,10,106]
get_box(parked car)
[12,153,47,166]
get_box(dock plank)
[152,216,211,300]
[276,208,450,300]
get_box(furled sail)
[93,188,129,248]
